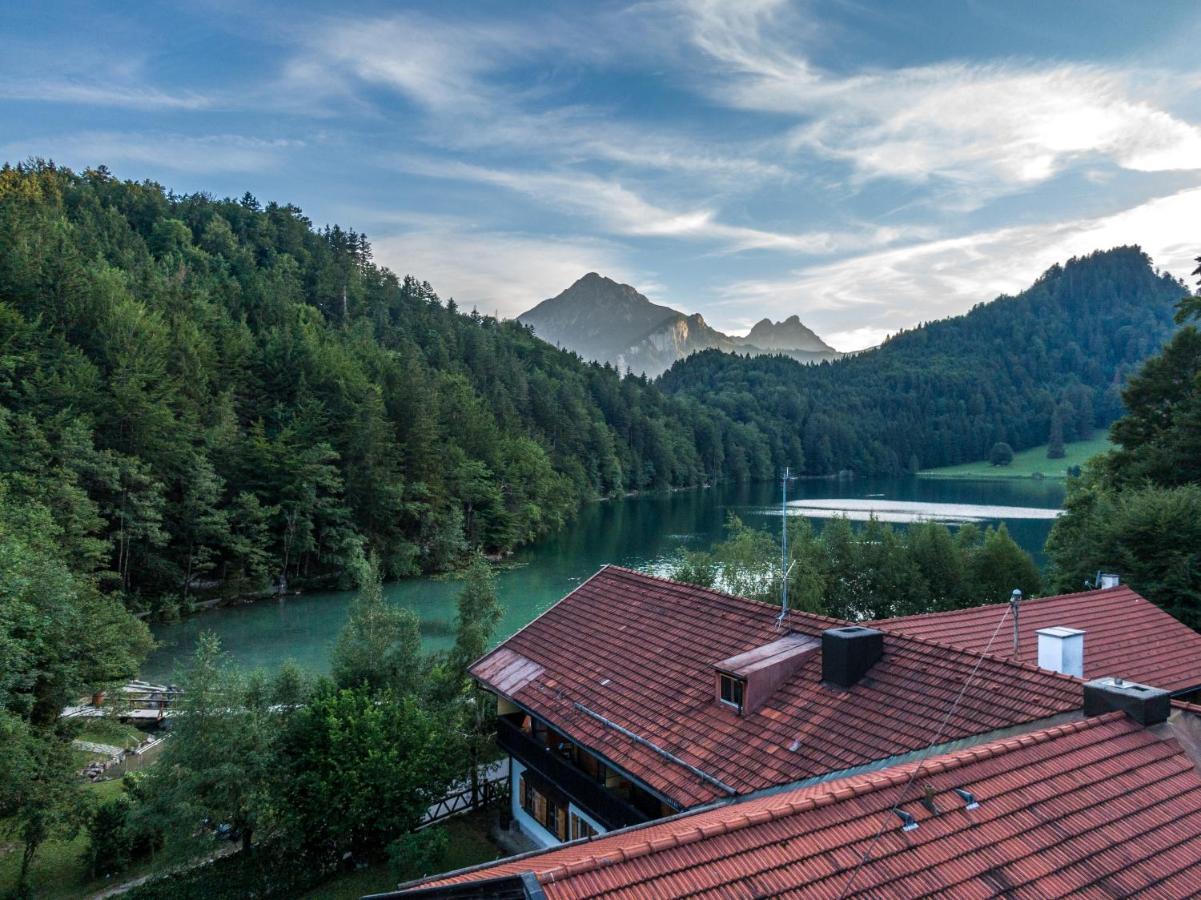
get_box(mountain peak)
[744,315,834,353]
[575,271,610,286]
[518,275,840,376]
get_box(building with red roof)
[381,702,1201,898]
[874,584,1201,694]
[458,567,1087,849]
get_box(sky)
[5,1,1201,350]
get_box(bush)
[123,844,332,900]
[83,783,163,879]
[84,796,135,878]
[389,827,449,882]
[989,442,1015,466]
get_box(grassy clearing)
[72,718,150,749]
[2,775,502,899]
[0,779,128,900]
[919,436,1112,480]
[300,810,505,899]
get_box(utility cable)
[836,603,1012,898]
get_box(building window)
[570,812,598,841]
[719,673,745,712]
[519,774,568,841]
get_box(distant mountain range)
[517,273,840,376]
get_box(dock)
[62,680,183,722]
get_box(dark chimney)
[1083,677,1170,726]
[822,626,884,688]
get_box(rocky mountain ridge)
[518,273,839,376]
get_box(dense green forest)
[0,162,771,612]
[660,247,1184,476]
[1047,277,1201,627]
[673,513,1041,621]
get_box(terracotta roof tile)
[874,586,1201,692]
[471,567,1081,809]
[408,712,1201,898]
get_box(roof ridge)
[876,586,1142,625]
[537,712,1126,887]
[882,621,1086,687]
[608,566,1081,689]
[601,565,852,628]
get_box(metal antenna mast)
[1010,588,1022,659]
[778,466,791,624]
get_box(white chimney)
[1098,573,1120,590]
[1037,626,1085,678]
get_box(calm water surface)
[143,477,1065,680]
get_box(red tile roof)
[874,586,1201,693]
[471,567,1082,809]
[407,711,1201,897]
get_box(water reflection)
[144,476,1065,679]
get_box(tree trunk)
[19,836,39,894]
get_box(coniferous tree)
[660,248,1183,477]
[331,552,422,695]
[0,161,772,612]
[1048,284,1201,625]
[1047,407,1066,459]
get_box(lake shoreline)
[142,476,1067,681]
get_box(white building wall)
[509,757,609,848]
[569,802,605,837]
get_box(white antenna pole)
[780,466,790,622]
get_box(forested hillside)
[0,162,770,611]
[659,247,1184,476]
[1047,281,1201,627]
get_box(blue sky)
[5,0,1201,349]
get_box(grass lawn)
[0,779,131,900]
[72,718,150,749]
[300,810,506,899]
[919,436,1112,480]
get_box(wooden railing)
[496,716,651,831]
[421,768,510,829]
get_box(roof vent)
[952,788,980,810]
[1083,677,1170,726]
[892,808,918,832]
[1036,626,1084,678]
[822,626,884,688]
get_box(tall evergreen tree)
[1046,406,1066,459]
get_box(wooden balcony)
[496,714,652,832]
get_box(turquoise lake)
[143,476,1066,680]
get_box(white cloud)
[0,132,299,174]
[710,186,1201,345]
[821,326,893,353]
[0,78,211,110]
[393,156,901,254]
[284,11,786,186]
[370,227,642,319]
[680,0,1201,202]
[290,14,528,114]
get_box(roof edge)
[532,711,1127,886]
[468,565,613,676]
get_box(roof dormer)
[714,632,820,715]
